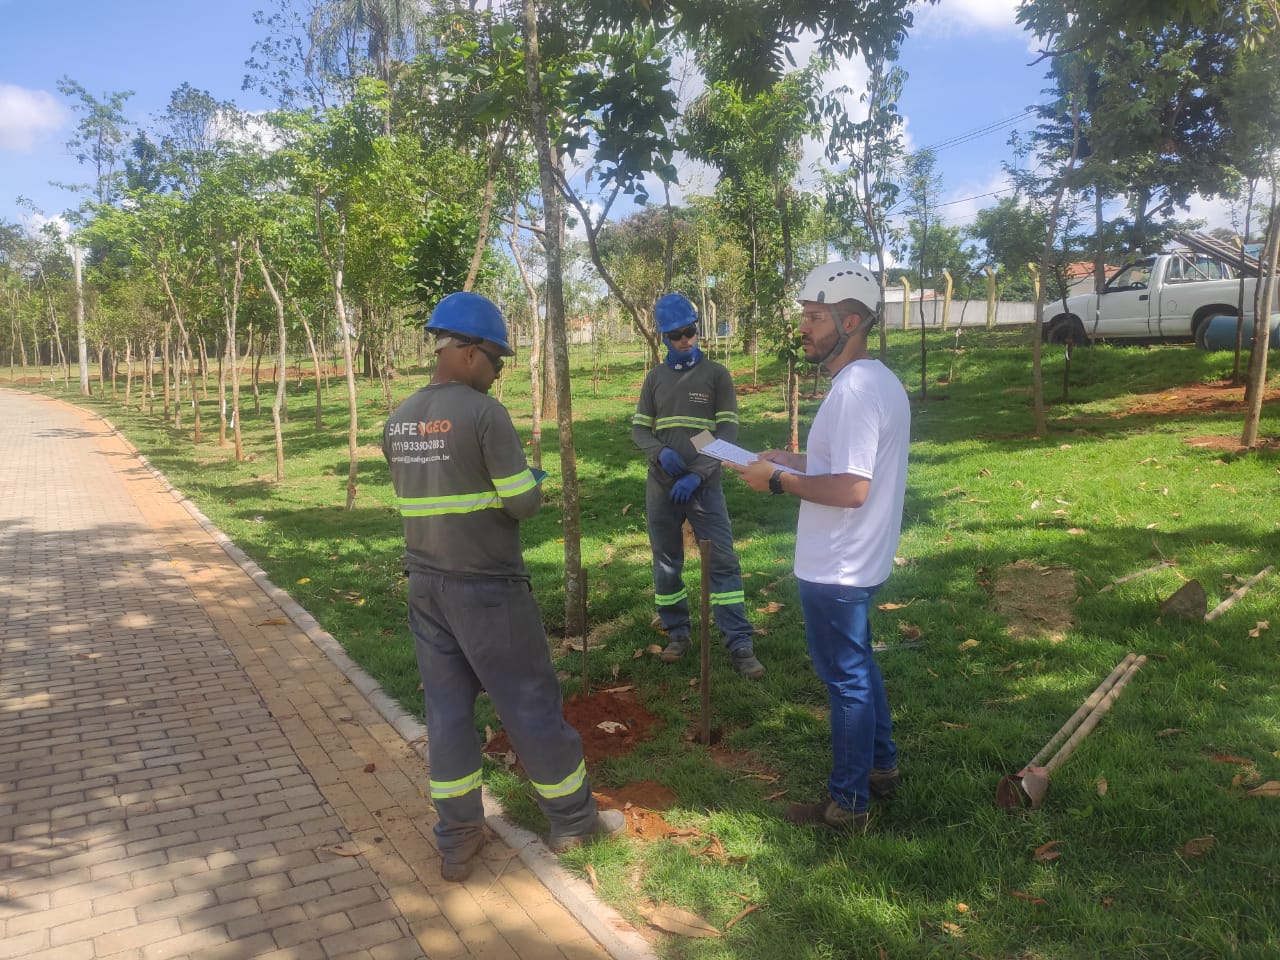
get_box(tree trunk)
[1031,98,1084,437]
[256,242,289,482]
[509,207,543,467]
[1242,194,1279,448]
[523,0,584,636]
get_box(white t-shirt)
[794,359,910,587]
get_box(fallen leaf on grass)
[1096,777,1108,797]
[585,864,599,891]
[958,638,979,651]
[1067,528,1087,535]
[1033,840,1062,862]
[1010,891,1047,906]
[938,721,970,730]
[621,504,632,516]
[756,601,785,614]
[1247,781,1280,797]
[956,903,969,914]
[940,922,964,937]
[1248,621,1270,638]
[900,623,922,640]
[1183,835,1215,857]
[1157,728,1186,738]
[596,721,628,734]
[725,904,760,930]
[878,601,911,611]
[1206,754,1254,766]
[649,904,722,938]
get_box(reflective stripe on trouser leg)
[797,578,897,814]
[684,484,755,650]
[422,572,597,837]
[408,572,487,860]
[645,478,691,636]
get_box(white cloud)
[914,0,1022,35]
[0,85,66,151]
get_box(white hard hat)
[797,261,881,316]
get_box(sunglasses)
[666,324,698,342]
[456,340,505,374]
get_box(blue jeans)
[645,480,755,651]
[797,579,897,813]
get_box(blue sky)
[0,0,1234,236]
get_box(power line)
[922,109,1042,153]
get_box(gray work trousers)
[407,571,597,861]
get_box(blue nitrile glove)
[531,467,548,484]
[669,472,702,504]
[657,447,686,478]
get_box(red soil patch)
[594,781,681,842]
[484,688,661,764]
[1109,380,1279,450]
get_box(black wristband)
[769,469,785,495]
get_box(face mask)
[665,343,703,371]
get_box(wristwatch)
[769,469,785,495]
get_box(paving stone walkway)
[0,389,650,960]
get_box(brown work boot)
[785,797,869,833]
[869,766,902,801]
[439,829,487,882]
[731,646,766,680]
[660,634,690,663]
[548,809,626,853]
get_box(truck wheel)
[1045,316,1086,345]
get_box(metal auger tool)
[996,653,1147,811]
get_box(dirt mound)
[989,560,1078,641]
[484,687,662,763]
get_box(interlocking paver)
[0,389,645,960]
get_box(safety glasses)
[455,339,504,374]
[666,324,698,343]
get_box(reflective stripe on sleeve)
[493,469,537,498]
[632,412,656,428]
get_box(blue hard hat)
[425,292,514,356]
[654,293,699,334]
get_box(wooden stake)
[1099,560,1173,593]
[699,539,712,746]
[579,567,590,697]
[1205,566,1275,622]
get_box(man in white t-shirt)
[732,261,909,832]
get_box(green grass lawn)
[18,327,1280,959]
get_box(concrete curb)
[90,408,660,960]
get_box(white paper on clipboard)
[690,430,803,474]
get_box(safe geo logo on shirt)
[387,419,452,436]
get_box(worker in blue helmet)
[384,291,622,881]
[631,293,764,679]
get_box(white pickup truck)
[1042,249,1260,347]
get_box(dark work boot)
[869,766,902,801]
[439,829,487,883]
[785,797,869,833]
[548,809,626,853]
[660,634,691,663]
[731,646,765,680]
